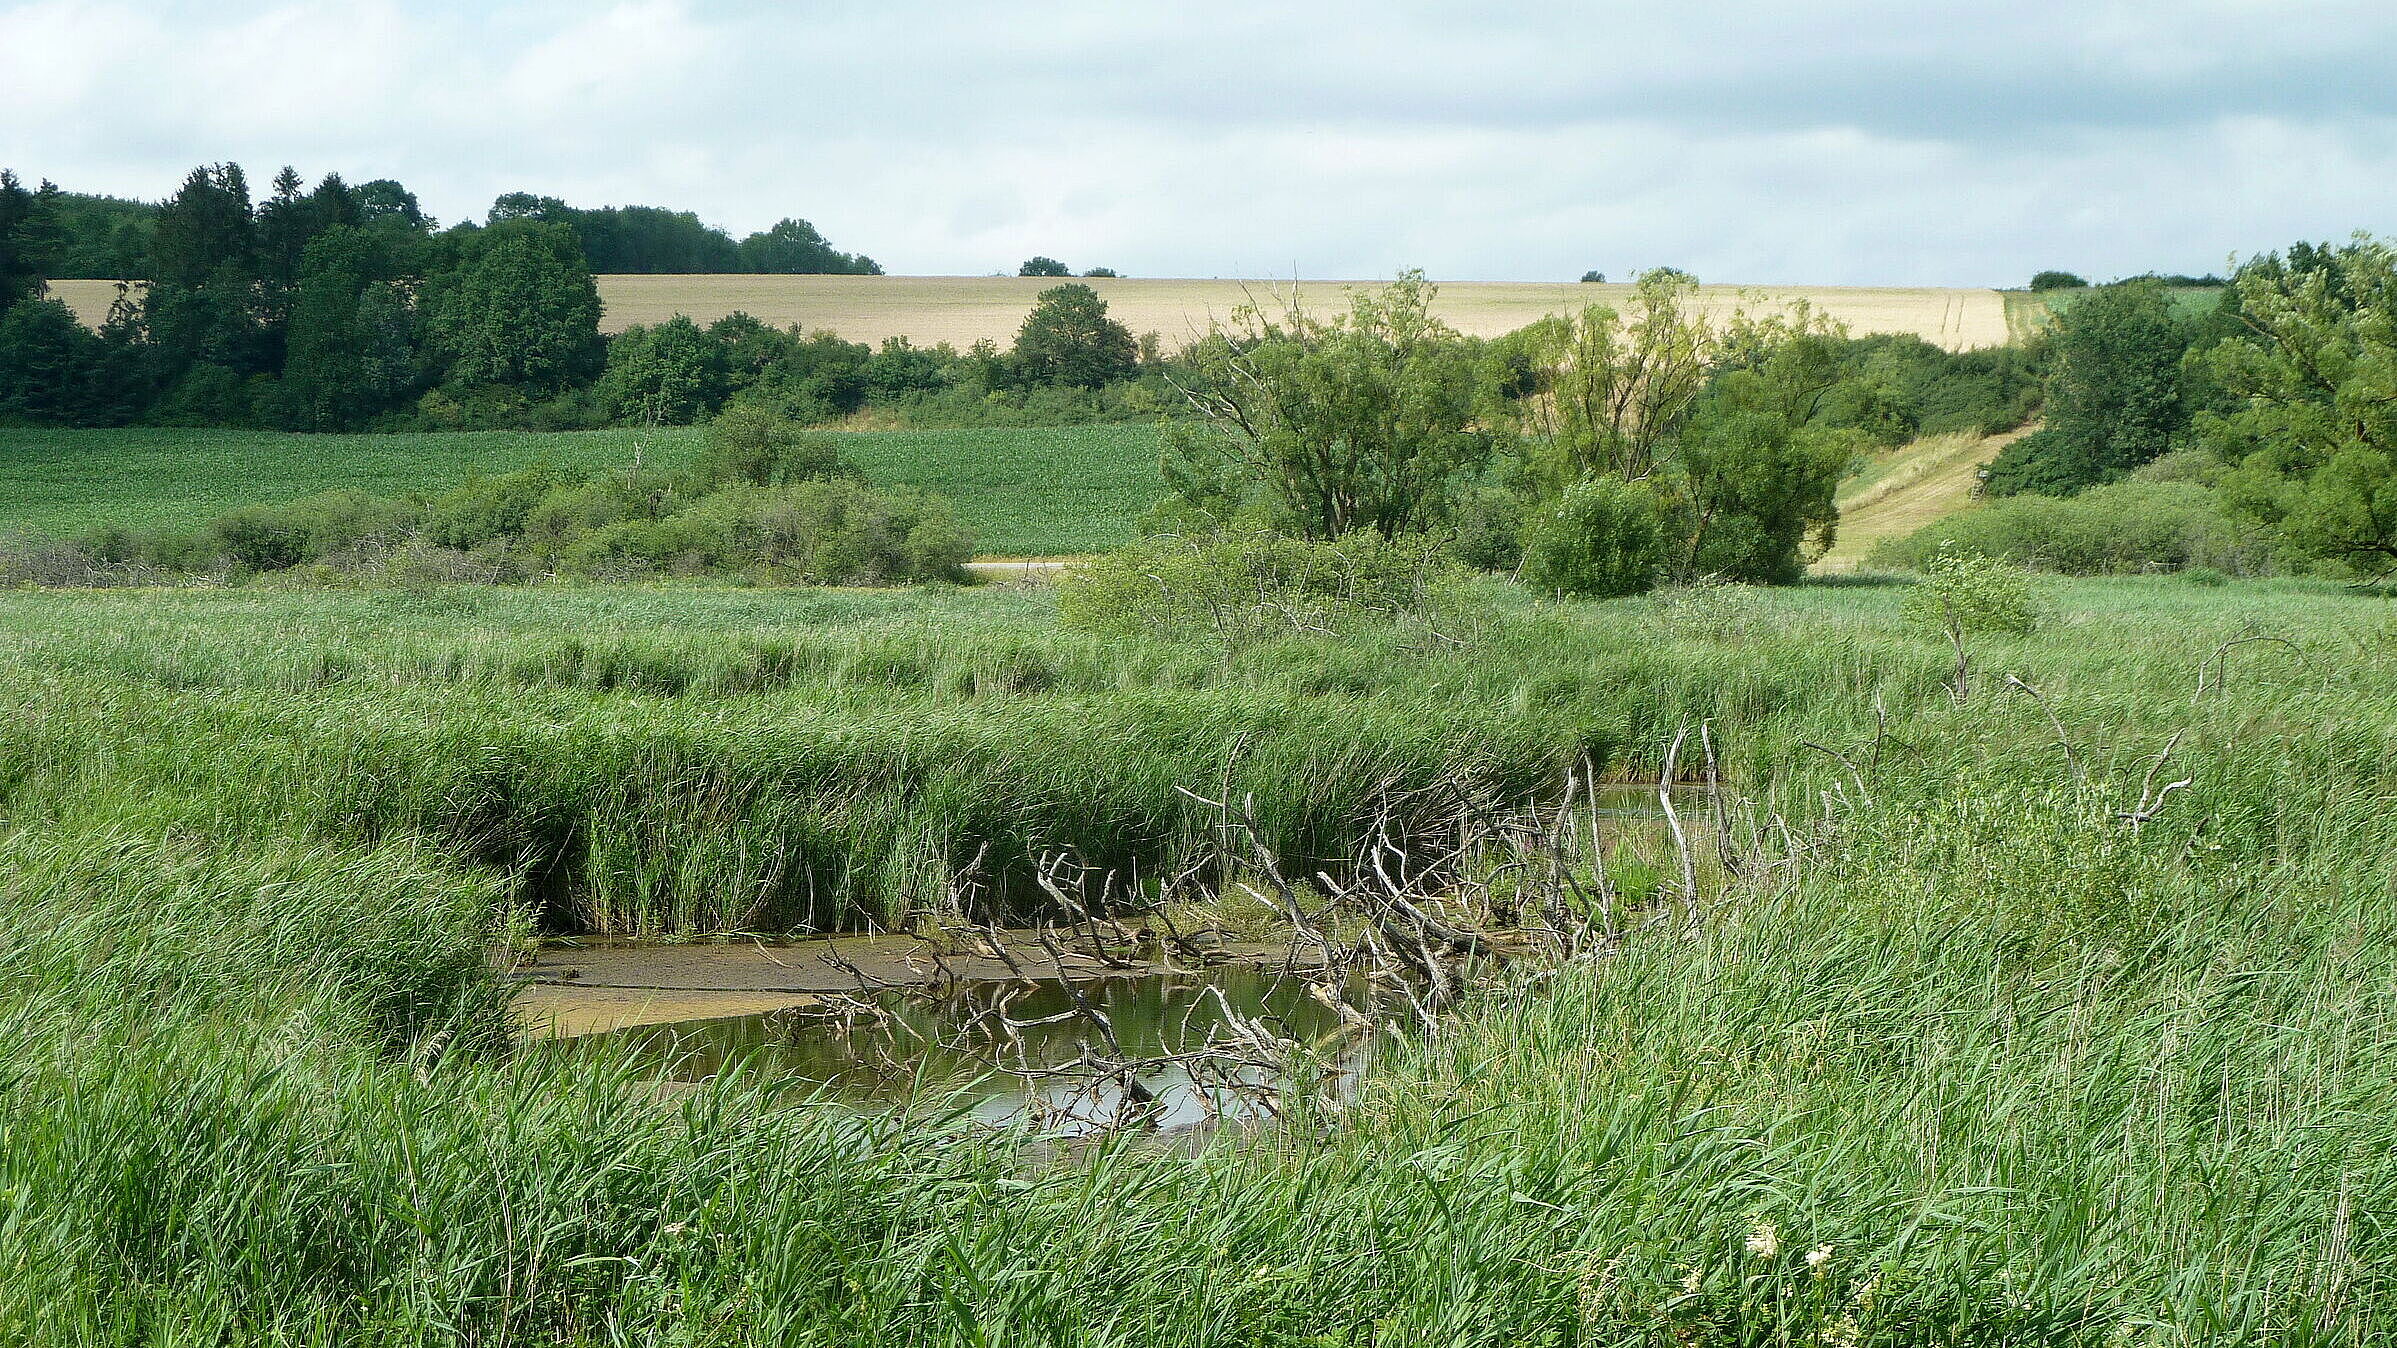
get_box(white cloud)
[2,0,2395,283]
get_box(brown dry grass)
[46,276,2008,351]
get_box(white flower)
[1806,1244,1834,1275]
[1745,1221,1781,1259]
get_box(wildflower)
[1745,1220,1780,1259]
[1821,1312,1861,1348]
[1682,1266,1704,1296]
[1806,1244,1833,1276]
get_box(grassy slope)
[1815,428,2025,572]
[0,422,1161,556]
[6,578,2397,1341]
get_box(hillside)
[1813,427,2026,572]
[45,275,2013,351]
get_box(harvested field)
[47,275,2013,351]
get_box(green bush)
[556,480,971,584]
[208,491,414,572]
[422,466,571,550]
[1059,528,1460,642]
[1446,485,1528,573]
[1520,477,1672,598]
[700,406,852,487]
[1874,479,2263,576]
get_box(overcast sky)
[4,0,2394,286]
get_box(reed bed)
[0,574,2391,1342]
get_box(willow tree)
[1161,270,1491,540]
[1486,268,1720,492]
[2208,237,2397,578]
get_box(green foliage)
[1520,476,1672,597]
[1058,527,1459,642]
[1900,546,2038,698]
[1017,256,1071,277]
[488,193,878,275]
[1835,333,2046,436]
[1987,281,2191,496]
[2029,270,2089,291]
[2205,236,2397,577]
[1878,478,2262,575]
[558,479,971,583]
[1166,270,1491,539]
[0,297,103,423]
[594,314,728,424]
[1489,269,1718,490]
[735,217,881,275]
[211,489,414,572]
[700,406,851,486]
[280,226,417,430]
[1444,484,1528,573]
[0,169,43,315]
[1010,283,1138,389]
[422,222,603,396]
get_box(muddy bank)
[514,928,1325,1037]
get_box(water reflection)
[576,966,1371,1134]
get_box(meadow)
[0,422,1161,555]
[6,572,2396,1342]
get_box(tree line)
[0,163,1168,432]
[0,165,880,282]
[1957,238,2397,581]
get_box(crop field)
[47,274,2014,351]
[0,422,1160,556]
[2002,284,2228,341]
[6,573,2397,1341]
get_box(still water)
[573,965,1371,1134]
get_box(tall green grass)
[2,575,2394,1342]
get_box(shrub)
[555,480,971,585]
[1901,547,2039,700]
[422,467,570,550]
[1874,479,2263,576]
[1520,476,1671,598]
[700,406,851,487]
[2030,271,2089,291]
[1059,528,1460,642]
[1446,486,1527,573]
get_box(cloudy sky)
[3,0,2394,286]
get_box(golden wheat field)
[47,275,2011,351]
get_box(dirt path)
[1815,428,2026,573]
[963,558,1073,584]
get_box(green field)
[9,573,2397,1340]
[2002,284,2228,340]
[0,422,1161,556]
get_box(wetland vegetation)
[3,574,2394,1342]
